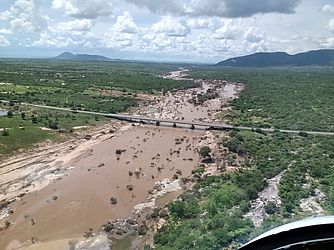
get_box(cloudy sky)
[0,0,333,63]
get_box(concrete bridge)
[106,113,235,131]
[3,101,334,136]
[106,114,334,136]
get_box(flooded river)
[0,70,241,249]
[2,127,201,249]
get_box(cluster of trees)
[0,87,138,114]
[0,60,200,115]
[191,68,334,132]
[222,131,247,156]
[0,59,198,93]
[155,181,253,250]
[154,129,334,249]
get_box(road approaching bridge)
[3,101,334,136]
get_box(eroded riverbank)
[0,70,242,249]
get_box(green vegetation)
[0,103,102,156]
[155,181,253,250]
[155,130,334,249]
[0,126,55,155]
[154,67,334,249]
[0,59,197,113]
[0,59,197,156]
[191,68,334,132]
[199,146,211,158]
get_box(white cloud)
[114,12,138,34]
[102,12,140,49]
[187,18,210,29]
[212,19,243,40]
[0,29,12,35]
[103,19,195,55]
[190,17,231,32]
[320,37,334,48]
[328,19,334,32]
[152,16,190,37]
[104,31,136,48]
[0,35,10,46]
[244,28,265,43]
[248,40,268,53]
[55,19,93,32]
[322,5,334,14]
[52,0,113,19]
[32,32,91,47]
[0,10,11,21]
[0,0,48,32]
[142,33,169,49]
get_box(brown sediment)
[0,126,201,249]
[0,70,242,249]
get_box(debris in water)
[110,197,118,205]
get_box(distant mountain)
[216,49,334,67]
[53,52,112,61]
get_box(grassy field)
[0,104,105,156]
[153,67,334,250]
[0,126,56,155]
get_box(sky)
[0,0,333,63]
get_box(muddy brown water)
[0,126,202,249]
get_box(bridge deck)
[106,113,234,129]
[3,101,333,136]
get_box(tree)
[199,146,211,158]
[2,129,9,136]
[7,111,13,118]
[47,119,58,129]
[31,115,38,124]
[21,112,26,119]
[224,138,239,153]
[169,200,199,219]
[236,145,247,155]
[298,131,308,137]
[265,201,278,215]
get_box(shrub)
[298,131,308,137]
[265,201,278,215]
[199,146,211,158]
[2,129,9,136]
[192,166,205,175]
